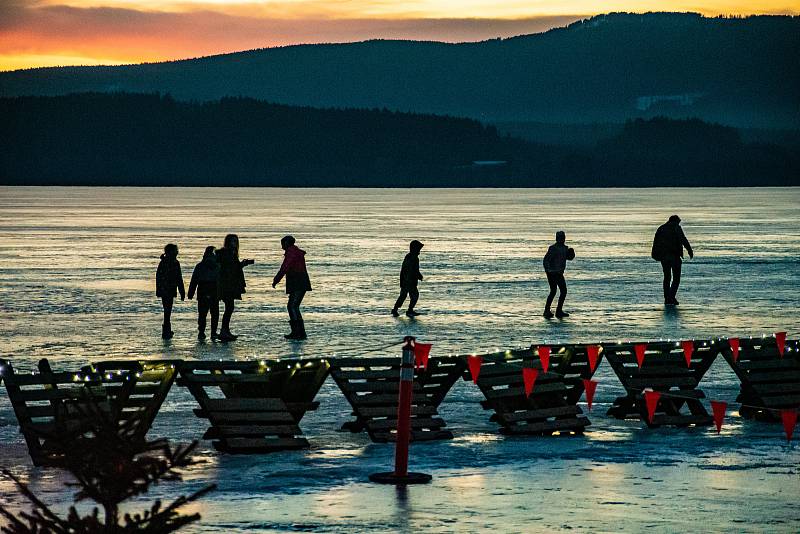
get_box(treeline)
[0,93,797,186]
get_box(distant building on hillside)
[635,93,704,111]
[471,160,508,167]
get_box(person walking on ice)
[651,214,693,305]
[155,243,185,339]
[272,235,312,340]
[188,246,220,340]
[392,240,424,317]
[543,231,575,318]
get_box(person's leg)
[661,261,672,302]
[287,293,298,321]
[197,297,209,338]
[210,299,220,338]
[393,288,408,314]
[293,291,307,339]
[287,291,305,320]
[408,288,419,311]
[162,297,174,338]
[221,298,236,338]
[405,288,420,316]
[544,272,557,316]
[670,259,682,302]
[285,293,298,339]
[555,273,568,315]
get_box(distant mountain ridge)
[1,12,798,129]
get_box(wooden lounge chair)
[176,359,329,453]
[464,346,594,435]
[719,336,800,421]
[603,340,717,427]
[329,356,464,442]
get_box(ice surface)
[1,187,798,531]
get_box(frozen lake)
[1,187,798,531]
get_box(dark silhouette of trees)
[0,93,797,186]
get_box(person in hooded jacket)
[216,234,254,341]
[542,231,575,319]
[155,243,185,339]
[272,235,312,340]
[392,240,424,317]
[188,246,220,341]
[651,215,694,305]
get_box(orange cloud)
[1,0,797,70]
[0,2,586,69]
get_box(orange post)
[369,336,431,485]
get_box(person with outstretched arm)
[651,215,694,305]
[392,240,424,317]
[543,231,575,319]
[188,246,220,341]
[155,243,185,339]
[272,235,312,340]
[216,234,254,341]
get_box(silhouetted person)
[392,240,424,317]
[216,234,254,341]
[272,235,312,340]
[188,246,220,341]
[543,231,575,319]
[651,215,693,305]
[155,243,185,339]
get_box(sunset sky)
[1,0,797,71]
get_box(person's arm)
[177,264,186,300]
[272,256,289,288]
[187,268,198,300]
[416,257,423,281]
[240,259,255,267]
[400,255,410,283]
[680,228,694,258]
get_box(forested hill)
[1,93,797,186]
[0,13,798,129]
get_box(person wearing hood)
[651,215,694,305]
[272,235,312,340]
[155,243,185,339]
[542,231,575,319]
[216,234,254,342]
[392,240,424,317]
[188,246,220,341]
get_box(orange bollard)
[369,336,432,485]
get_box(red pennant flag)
[781,409,797,442]
[775,331,786,357]
[467,356,482,384]
[710,401,727,433]
[682,340,694,368]
[586,345,600,373]
[583,379,598,410]
[523,368,538,397]
[634,343,647,368]
[644,390,661,423]
[728,338,740,362]
[414,343,432,370]
[538,346,551,374]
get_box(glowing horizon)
[1,0,797,72]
